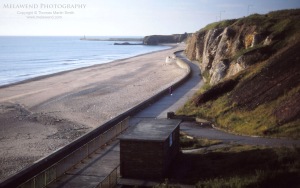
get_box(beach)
[0,44,186,181]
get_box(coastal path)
[48,52,300,187]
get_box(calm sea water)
[0,36,170,86]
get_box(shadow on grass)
[167,147,300,187]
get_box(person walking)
[169,86,173,95]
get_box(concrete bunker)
[119,119,180,180]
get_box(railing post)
[109,172,111,188]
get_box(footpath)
[48,52,202,187]
[48,52,300,187]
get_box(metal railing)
[97,166,119,188]
[18,118,128,188]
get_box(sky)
[0,0,300,36]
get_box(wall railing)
[18,118,128,188]
[96,166,119,188]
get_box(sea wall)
[176,56,190,71]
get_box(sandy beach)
[0,44,186,181]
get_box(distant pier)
[80,37,144,42]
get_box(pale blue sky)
[1,0,299,36]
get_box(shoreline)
[0,44,176,89]
[0,43,185,181]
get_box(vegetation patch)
[201,19,237,32]
[193,79,239,106]
[167,145,300,187]
[178,79,299,138]
[217,103,277,136]
[180,133,221,150]
[232,44,266,61]
[265,120,300,138]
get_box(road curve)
[139,52,300,147]
[180,122,300,147]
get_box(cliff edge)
[179,9,300,138]
[143,33,189,45]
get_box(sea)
[0,36,170,87]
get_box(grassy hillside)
[178,9,300,138]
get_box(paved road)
[180,122,300,147]
[129,52,203,126]
[131,52,300,147]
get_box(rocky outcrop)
[184,15,283,85]
[185,8,300,87]
[185,24,274,85]
[210,59,230,85]
[143,33,189,45]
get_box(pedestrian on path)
[169,86,173,96]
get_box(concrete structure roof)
[119,119,181,141]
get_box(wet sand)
[0,44,186,181]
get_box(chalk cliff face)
[184,8,300,85]
[143,33,189,45]
[185,18,276,85]
[182,9,300,138]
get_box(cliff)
[179,9,300,138]
[143,33,189,45]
